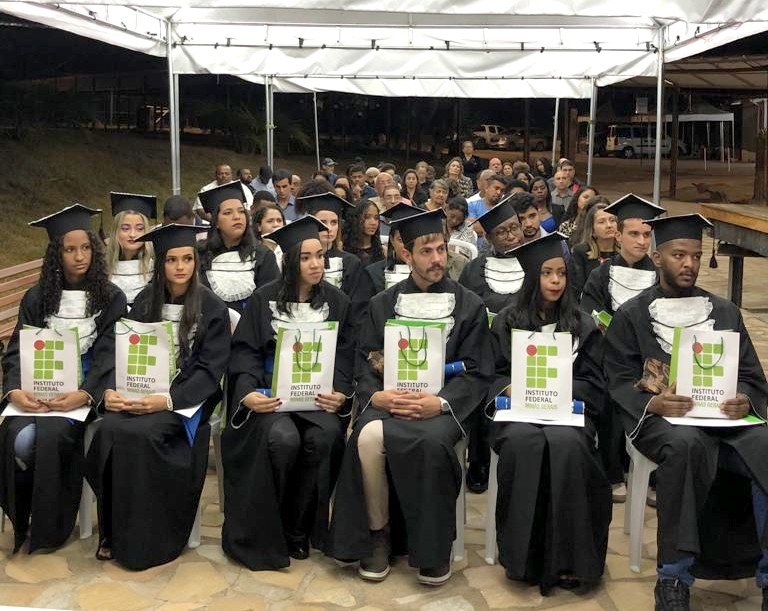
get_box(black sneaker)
[418,562,452,586]
[466,462,489,494]
[762,586,768,611]
[358,527,390,582]
[654,578,690,611]
[286,533,309,560]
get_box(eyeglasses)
[493,227,521,239]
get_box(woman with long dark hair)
[252,204,285,251]
[530,176,561,233]
[0,205,126,554]
[222,216,353,569]
[557,185,599,241]
[401,169,428,208]
[106,193,155,306]
[199,182,280,313]
[343,199,384,267]
[490,232,611,595]
[295,181,363,299]
[87,223,231,569]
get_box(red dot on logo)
[293,342,303,353]
[398,338,409,350]
[33,340,45,351]
[692,342,703,354]
[526,345,537,356]
[129,334,141,345]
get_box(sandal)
[96,539,113,561]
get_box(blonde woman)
[444,157,473,198]
[107,193,155,305]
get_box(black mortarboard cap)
[510,232,569,276]
[380,202,421,224]
[604,193,666,222]
[29,204,102,241]
[267,215,329,252]
[110,192,157,219]
[471,194,517,233]
[389,208,446,246]
[645,214,713,246]
[197,181,246,216]
[297,192,354,217]
[134,223,207,256]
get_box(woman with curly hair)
[343,200,384,267]
[222,216,354,569]
[198,182,280,313]
[444,157,473,198]
[0,205,127,554]
[89,223,231,569]
[106,192,155,306]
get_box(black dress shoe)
[762,586,768,611]
[286,534,309,560]
[466,462,489,494]
[654,579,690,611]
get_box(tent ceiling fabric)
[3,1,768,97]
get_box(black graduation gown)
[457,252,523,315]
[569,244,614,300]
[199,240,280,313]
[605,285,768,579]
[86,285,230,570]
[328,276,494,568]
[580,253,656,316]
[326,247,363,299]
[489,308,611,591]
[221,279,354,570]
[0,282,126,552]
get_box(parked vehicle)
[499,128,550,151]
[606,123,687,158]
[471,124,507,149]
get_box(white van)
[606,124,684,158]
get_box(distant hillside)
[0,129,317,267]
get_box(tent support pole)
[551,98,560,164]
[265,76,274,168]
[587,79,597,186]
[166,20,181,195]
[313,92,320,170]
[653,26,665,204]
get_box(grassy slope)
[0,129,317,267]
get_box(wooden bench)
[0,259,43,344]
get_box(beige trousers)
[357,420,389,531]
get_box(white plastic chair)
[0,417,100,540]
[484,448,499,565]
[448,238,479,261]
[624,436,658,573]
[453,436,468,562]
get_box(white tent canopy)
[2,1,768,197]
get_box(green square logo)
[523,343,559,390]
[32,338,66,382]
[691,341,724,388]
[291,338,322,383]
[127,332,159,376]
[396,335,428,382]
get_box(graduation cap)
[110,192,157,219]
[29,204,102,241]
[389,208,446,246]
[297,191,354,217]
[197,181,246,216]
[604,193,666,222]
[645,214,713,246]
[380,202,421,225]
[267,215,329,252]
[510,232,569,276]
[470,194,517,233]
[134,223,207,256]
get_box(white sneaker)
[646,488,657,508]
[612,482,627,503]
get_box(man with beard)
[329,209,493,586]
[605,214,768,611]
[511,192,547,243]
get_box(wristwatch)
[439,397,451,415]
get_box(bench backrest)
[0,259,42,343]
